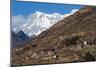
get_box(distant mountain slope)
[12,6,96,66]
[11,31,32,48]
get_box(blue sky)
[12,0,83,16]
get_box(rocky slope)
[12,6,96,66]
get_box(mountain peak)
[12,11,66,37]
[12,9,79,37]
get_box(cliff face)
[12,6,96,66]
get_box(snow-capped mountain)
[12,10,78,37]
[22,11,66,36]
